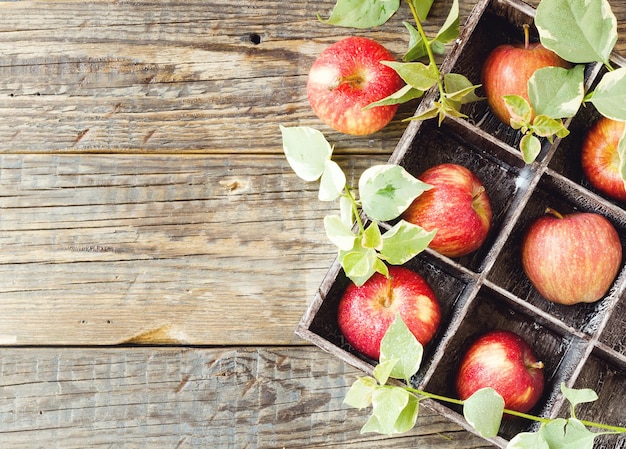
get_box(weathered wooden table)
[1,1,624,447]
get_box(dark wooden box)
[296,0,626,446]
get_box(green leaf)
[344,376,378,409]
[373,359,397,385]
[394,394,420,433]
[410,0,434,20]
[358,164,432,221]
[280,125,332,182]
[405,105,440,122]
[380,220,436,265]
[379,313,424,383]
[367,386,411,435]
[362,221,383,250]
[321,0,400,29]
[520,133,542,164]
[531,115,569,141]
[463,387,504,438]
[339,244,382,286]
[434,0,459,44]
[403,21,428,61]
[360,414,385,434]
[324,214,356,251]
[503,95,532,125]
[444,73,483,104]
[540,418,598,449]
[364,84,424,109]
[588,67,626,121]
[382,61,439,91]
[529,65,585,118]
[319,159,346,201]
[340,195,354,228]
[507,431,550,449]
[560,383,598,418]
[401,4,453,61]
[535,0,617,65]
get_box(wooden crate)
[296,0,626,446]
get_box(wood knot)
[219,177,249,194]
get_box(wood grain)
[0,153,390,345]
[0,0,480,154]
[0,346,494,449]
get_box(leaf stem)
[344,185,365,234]
[405,0,445,98]
[404,386,626,432]
[577,420,626,434]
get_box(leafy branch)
[501,0,626,164]
[322,0,482,123]
[280,125,435,286]
[345,315,626,448]
[320,0,626,173]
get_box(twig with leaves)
[344,315,626,448]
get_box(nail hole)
[249,33,261,45]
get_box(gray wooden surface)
[1,0,625,447]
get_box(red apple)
[306,36,404,136]
[581,117,626,202]
[337,266,440,360]
[521,208,622,305]
[456,330,545,414]
[481,28,570,125]
[401,163,492,258]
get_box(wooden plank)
[0,153,388,345]
[0,0,477,154]
[0,346,494,449]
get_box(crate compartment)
[562,351,626,449]
[422,285,587,441]
[393,117,527,273]
[487,173,626,335]
[305,249,474,375]
[444,0,600,158]
[599,296,626,356]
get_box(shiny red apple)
[481,28,570,125]
[306,36,404,135]
[521,208,622,305]
[456,330,545,414]
[581,116,626,202]
[401,163,492,258]
[337,266,440,360]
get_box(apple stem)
[381,277,394,308]
[529,361,544,370]
[545,207,564,219]
[337,74,364,90]
[472,185,485,201]
[523,23,530,50]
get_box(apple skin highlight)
[337,266,441,360]
[306,36,405,136]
